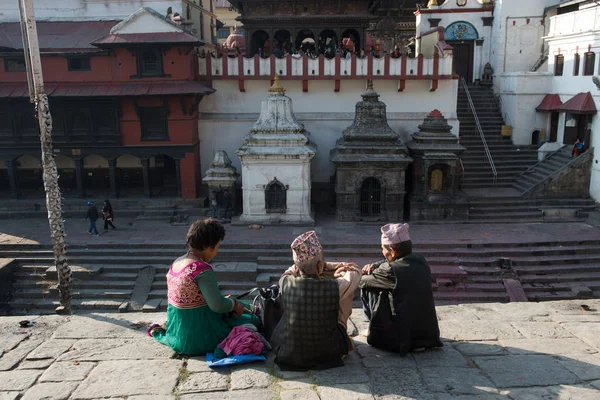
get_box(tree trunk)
[19,0,72,314]
[36,94,72,314]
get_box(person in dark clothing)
[102,199,116,231]
[270,231,349,371]
[85,201,100,236]
[360,223,442,354]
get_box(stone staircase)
[458,84,538,189]
[512,146,573,194]
[0,198,209,222]
[467,197,596,223]
[3,240,600,314]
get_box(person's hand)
[231,298,244,318]
[362,263,377,275]
[333,266,348,278]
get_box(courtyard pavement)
[0,300,600,399]
[2,215,600,248]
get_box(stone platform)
[1,300,600,399]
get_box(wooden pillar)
[141,158,152,198]
[5,159,20,199]
[175,158,182,198]
[108,158,119,199]
[74,157,85,198]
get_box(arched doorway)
[265,177,287,213]
[360,178,382,217]
[274,29,292,56]
[150,154,177,197]
[250,30,270,57]
[55,155,77,194]
[84,154,110,191]
[342,29,360,54]
[444,21,479,82]
[16,155,43,196]
[319,29,338,55]
[117,154,143,196]
[295,29,316,53]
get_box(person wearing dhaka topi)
[271,231,356,370]
[360,223,442,354]
[148,219,258,356]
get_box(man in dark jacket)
[360,223,442,354]
[84,201,100,236]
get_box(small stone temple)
[236,76,316,225]
[204,150,238,220]
[406,110,467,221]
[330,81,412,222]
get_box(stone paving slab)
[21,382,79,400]
[0,301,599,399]
[472,355,581,388]
[70,360,181,398]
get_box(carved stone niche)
[204,150,239,220]
[406,110,468,221]
[264,177,288,214]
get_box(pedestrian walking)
[84,201,99,236]
[102,199,116,231]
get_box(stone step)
[518,271,600,283]
[521,280,600,292]
[514,263,600,274]
[433,291,509,302]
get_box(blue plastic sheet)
[206,352,266,368]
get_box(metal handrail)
[521,147,592,196]
[461,77,497,186]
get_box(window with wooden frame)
[67,57,91,72]
[139,107,169,141]
[4,57,26,72]
[554,55,564,76]
[583,52,596,76]
[136,48,164,77]
[573,53,580,76]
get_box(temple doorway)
[360,177,382,217]
[444,21,479,82]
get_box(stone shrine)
[204,150,238,220]
[236,76,316,225]
[330,81,412,222]
[406,110,467,221]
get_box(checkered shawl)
[271,275,348,370]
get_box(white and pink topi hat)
[380,223,411,245]
[291,231,323,263]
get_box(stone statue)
[593,76,600,90]
[481,63,493,86]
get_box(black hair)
[384,240,412,259]
[186,218,225,251]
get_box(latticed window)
[360,178,382,216]
[265,178,287,213]
[554,55,564,76]
[137,49,163,77]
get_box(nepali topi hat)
[381,223,411,245]
[291,231,323,263]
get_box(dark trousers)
[104,219,116,230]
[361,288,379,321]
[88,220,98,235]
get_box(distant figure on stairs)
[572,139,584,158]
[102,199,116,231]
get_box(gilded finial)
[269,74,286,94]
[366,79,374,91]
[427,0,439,7]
